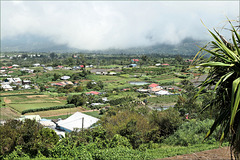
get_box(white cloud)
[1,1,239,50]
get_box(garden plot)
[4,95,66,113]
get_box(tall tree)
[195,19,240,158]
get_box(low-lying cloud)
[1,1,239,50]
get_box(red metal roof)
[86,91,100,95]
[149,83,159,88]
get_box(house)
[33,63,40,67]
[137,88,149,93]
[91,103,103,107]
[57,65,64,69]
[23,85,31,89]
[56,112,99,132]
[45,66,53,71]
[4,78,22,85]
[109,72,117,76]
[18,115,41,122]
[155,63,161,67]
[86,91,100,95]
[148,83,159,89]
[150,87,161,93]
[22,80,31,85]
[131,59,139,62]
[148,83,163,93]
[1,84,13,91]
[162,64,169,66]
[155,90,171,95]
[12,64,19,68]
[102,97,108,102]
[129,64,137,67]
[61,76,70,80]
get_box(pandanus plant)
[194,19,240,158]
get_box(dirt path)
[160,147,232,160]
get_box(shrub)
[163,119,219,146]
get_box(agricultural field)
[4,94,66,113]
[25,106,85,117]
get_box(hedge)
[0,93,44,97]
[22,104,75,114]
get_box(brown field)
[0,107,21,120]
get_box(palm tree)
[195,19,240,158]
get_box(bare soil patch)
[0,107,21,120]
[3,97,11,104]
[160,147,231,160]
[56,97,67,101]
[26,95,48,98]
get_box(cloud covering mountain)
[1,1,239,51]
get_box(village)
[0,53,207,140]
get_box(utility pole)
[82,117,84,137]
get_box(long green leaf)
[204,109,230,140]
[220,120,230,144]
[230,83,240,131]
[227,18,240,43]
[200,62,234,67]
[231,77,240,111]
[214,71,234,91]
[202,47,231,63]
[232,32,240,57]
[216,40,240,61]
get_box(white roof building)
[155,90,171,95]
[57,112,99,132]
[1,84,13,91]
[19,115,41,122]
[33,63,40,67]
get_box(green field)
[147,95,178,104]
[8,102,66,113]
[4,94,66,113]
[83,111,102,119]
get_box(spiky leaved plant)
[195,19,240,159]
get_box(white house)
[155,90,171,95]
[18,115,41,122]
[56,112,99,132]
[33,63,40,67]
[1,84,13,91]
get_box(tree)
[195,19,240,158]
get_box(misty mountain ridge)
[1,34,207,55]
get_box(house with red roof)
[86,91,100,95]
[148,83,159,88]
[131,59,139,62]
[161,64,169,66]
[148,83,163,93]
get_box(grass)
[42,111,101,119]
[83,111,102,119]
[146,143,228,159]
[4,94,66,113]
[8,102,66,112]
[147,95,178,104]
[24,107,85,117]
[43,114,72,119]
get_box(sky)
[1,1,239,50]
